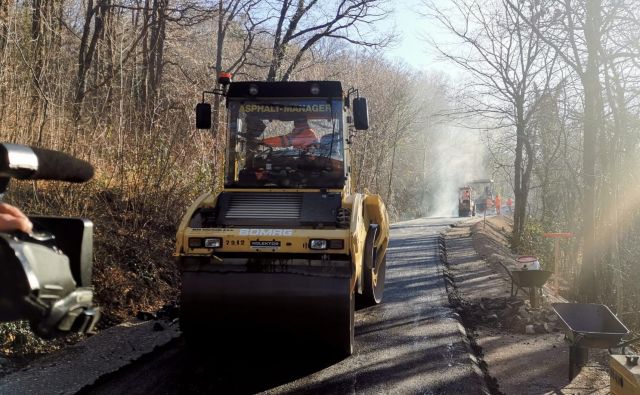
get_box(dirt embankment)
[445,216,609,395]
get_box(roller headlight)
[309,239,328,250]
[189,237,222,248]
[204,238,222,248]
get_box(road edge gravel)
[439,232,497,395]
[444,217,611,395]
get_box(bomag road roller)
[175,73,389,357]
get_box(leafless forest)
[425,0,640,330]
[0,0,639,352]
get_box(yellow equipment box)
[611,355,640,395]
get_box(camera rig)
[0,143,99,337]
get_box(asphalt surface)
[7,217,485,394]
[262,217,484,394]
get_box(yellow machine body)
[175,188,389,295]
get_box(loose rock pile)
[463,296,561,334]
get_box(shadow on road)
[180,342,344,394]
[81,338,345,395]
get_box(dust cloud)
[426,125,488,217]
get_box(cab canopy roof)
[227,81,343,99]
[469,179,494,184]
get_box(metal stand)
[529,287,540,309]
[508,270,552,309]
[569,346,588,380]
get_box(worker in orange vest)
[506,197,513,213]
[263,118,318,149]
[495,194,502,215]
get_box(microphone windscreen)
[30,147,94,183]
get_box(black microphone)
[0,143,94,183]
[30,146,94,183]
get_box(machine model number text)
[250,241,281,248]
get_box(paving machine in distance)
[458,186,475,217]
[175,73,390,357]
[470,178,494,214]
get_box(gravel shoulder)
[444,216,609,395]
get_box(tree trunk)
[0,0,8,52]
[604,60,625,312]
[29,0,45,133]
[512,95,528,250]
[148,0,167,99]
[73,0,108,122]
[212,0,225,135]
[139,0,150,106]
[577,0,602,302]
[266,0,290,81]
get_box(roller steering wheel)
[254,141,273,158]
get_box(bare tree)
[211,0,267,132]
[264,0,392,81]
[213,0,266,77]
[423,0,557,248]
[74,0,111,121]
[505,0,604,301]
[595,1,640,309]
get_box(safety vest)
[263,127,318,149]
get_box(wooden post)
[554,239,560,296]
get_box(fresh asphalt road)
[265,217,482,394]
[82,217,483,394]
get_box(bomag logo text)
[239,229,293,236]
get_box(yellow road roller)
[175,75,389,357]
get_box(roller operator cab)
[175,75,389,357]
